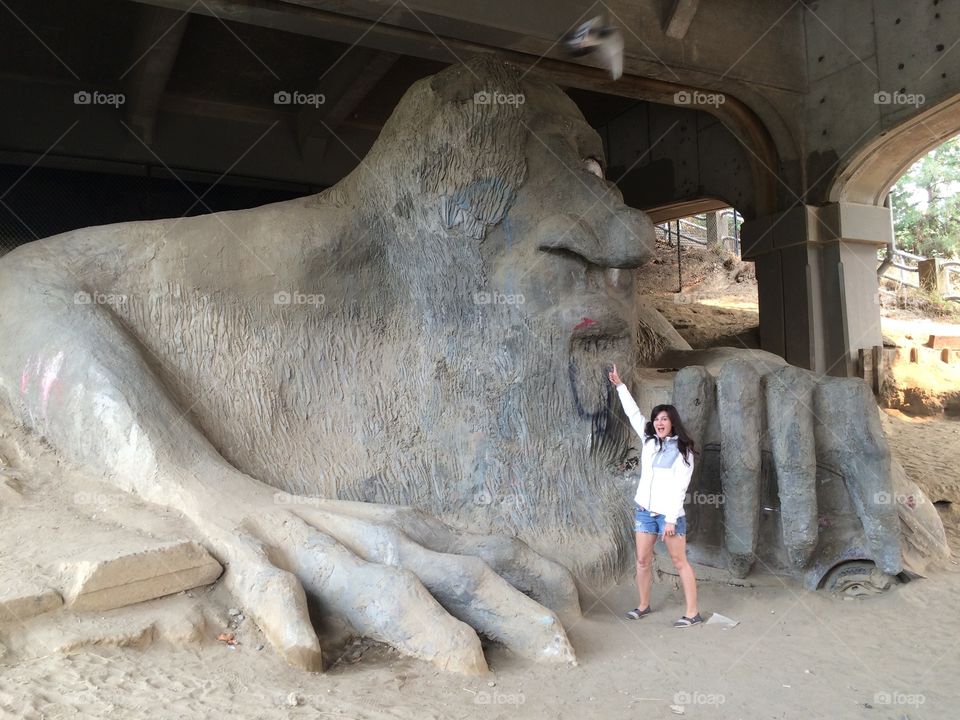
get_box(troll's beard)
[382,293,646,588]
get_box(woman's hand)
[608,364,622,386]
[662,522,676,539]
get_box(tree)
[890,135,960,258]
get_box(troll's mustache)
[567,332,635,459]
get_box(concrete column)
[741,202,891,376]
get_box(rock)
[286,692,302,707]
[64,540,222,612]
[0,585,63,623]
[704,612,739,628]
[7,594,204,658]
[26,613,158,655]
[160,606,208,644]
[0,473,24,505]
[900,387,942,416]
[228,607,241,617]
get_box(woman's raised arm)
[608,364,646,439]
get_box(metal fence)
[656,209,741,257]
[880,247,925,288]
[879,246,960,302]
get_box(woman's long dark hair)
[644,404,696,465]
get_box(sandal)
[626,606,652,620]
[673,613,703,628]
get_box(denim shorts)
[634,506,686,536]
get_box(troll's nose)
[537,206,655,268]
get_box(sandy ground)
[1,396,958,720]
[1,526,957,720]
[2,242,959,720]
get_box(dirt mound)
[640,237,759,350]
[880,317,960,417]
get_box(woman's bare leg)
[634,532,658,610]
[664,533,698,617]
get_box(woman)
[608,364,702,628]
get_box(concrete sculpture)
[0,57,945,673]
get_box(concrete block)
[814,202,892,246]
[927,334,960,350]
[4,594,208,660]
[0,586,63,623]
[64,540,222,612]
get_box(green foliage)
[891,135,960,258]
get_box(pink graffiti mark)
[40,351,65,416]
[20,356,41,395]
[573,317,597,331]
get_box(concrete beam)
[124,0,780,215]
[663,0,700,40]
[160,93,383,133]
[124,5,190,145]
[297,49,399,158]
[645,197,729,224]
[829,93,960,206]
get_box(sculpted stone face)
[329,59,667,579]
[318,59,670,581]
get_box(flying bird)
[561,15,624,80]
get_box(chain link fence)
[0,162,317,258]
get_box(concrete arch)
[644,197,734,224]
[828,93,960,207]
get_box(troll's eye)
[583,157,604,179]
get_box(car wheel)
[821,561,896,597]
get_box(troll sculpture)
[0,57,943,674]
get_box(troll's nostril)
[604,268,633,291]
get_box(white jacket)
[616,383,694,524]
